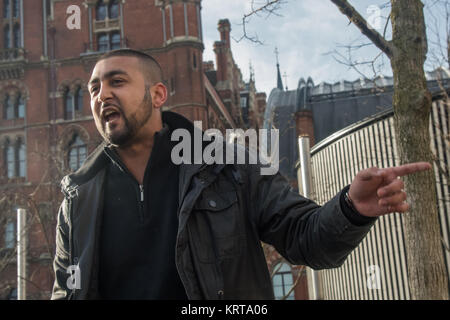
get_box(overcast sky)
[201,0,449,97]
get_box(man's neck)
[115,121,162,185]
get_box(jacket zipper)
[138,184,144,222]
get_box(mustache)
[101,101,122,110]
[101,101,126,119]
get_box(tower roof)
[275,47,283,91]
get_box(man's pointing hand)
[348,162,432,217]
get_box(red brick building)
[0,0,272,300]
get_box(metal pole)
[298,136,320,300]
[17,208,27,300]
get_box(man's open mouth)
[102,109,121,123]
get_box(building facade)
[0,0,266,299]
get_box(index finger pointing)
[389,162,432,177]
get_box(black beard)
[103,85,152,146]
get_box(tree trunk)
[390,0,449,299]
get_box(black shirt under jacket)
[99,124,187,300]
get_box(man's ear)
[150,83,168,109]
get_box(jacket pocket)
[191,190,244,263]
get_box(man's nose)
[97,84,113,103]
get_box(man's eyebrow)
[88,70,129,86]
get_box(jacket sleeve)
[247,164,377,270]
[51,199,71,300]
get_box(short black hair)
[97,49,163,84]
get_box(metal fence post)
[17,208,27,300]
[298,136,321,300]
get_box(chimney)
[218,19,231,48]
[214,40,227,82]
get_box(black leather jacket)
[51,111,376,300]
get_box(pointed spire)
[275,47,283,90]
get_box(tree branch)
[330,0,393,58]
[236,0,286,44]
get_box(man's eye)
[112,79,123,85]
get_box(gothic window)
[109,0,119,19]
[3,92,24,119]
[272,263,295,300]
[2,0,21,50]
[97,32,121,52]
[68,135,87,171]
[64,89,74,120]
[4,94,13,119]
[3,137,26,178]
[110,31,120,50]
[97,33,108,52]
[5,221,15,248]
[63,85,83,120]
[95,0,107,21]
[96,0,119,20]
[75,87,83,113]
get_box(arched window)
[3,137,25,178]
[68,135,87,171]
[110,31,120,50]
[109,0,119,19]
[4,94,14,119]
[75,87,83,112]
[272,263,295,300]
[64,89,74,120]
[96,0,107,21]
